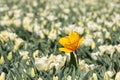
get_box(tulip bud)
[86,29,90,35]
[90,73,98,80]
[91,41,96,50]
[115,72,120,80]
[33,50,39,58]
[93,73,98,80]
[7,52,12,61]
[53,76,58,80]
[105,71,115,78]
[104,72,109,80]
[14,77,17,80]
[38,77,43,80]
[67,75,72,80]
[48,31,57,41]
[39,32,45,39]
[105,32,111,40]
[26,61,30,65]
[112,26,116,31]
[13,38,24,51]
[0,72,5,80]
[31,68,35,78]
[0,56,5,64]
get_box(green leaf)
[70,52,77,69]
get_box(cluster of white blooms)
[87,21,101,31]
[91,44,120,60]
[90,73,98,80]
[35,54,66,71]
[82,35,93,47]
[114,44,120,53]
[104,70,115,78]
[0,30,24,51]
[81,35,96,49]
[93,31,103,38]
[48,31,57,41]
[91,51,102,60]
[64,24,84,35]
[79,59,96,72]
[0,30,17,42]
[0,0,120,79]
[98,44,120,57]
[19,51,29,60]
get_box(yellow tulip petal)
[77,37,84,48]
[69,32,79,44]
[65,41,78,50]
[59,48,73,53]
[59,36,70,47]
[58,32,84,53]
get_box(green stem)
[74,50,79,65]
[70,51,79,69]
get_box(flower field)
[0,0,120,80]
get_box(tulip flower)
[59,32,84,53]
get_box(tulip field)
[0,0,120,80]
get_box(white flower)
[33,1,38,7]
[47,15,57,21]
[88,64,96,70]
[79,60,89,71]
[99,45,107,54]
[92,73,98,80]
[87,22,100,31]
[48,32,57,41]
[13,19,21,27]
[91,51,101,60]
[0,7,9,12]
[0,31,17,42]
[35,54,66,71]
[73,26,84,35]
[93,31,102,38]
[26,13,34,18]
[106,45,115,57]
[64,25,84,35]
[33,50,39,58]
[19,51,29,59]
[13,9,21,18]
[23,17,32,31]
[64,25,75,34]
[33,24,40,32]
[81,35,93,47]
[8,32,17,41]
[36,30,45,39]
[97,38,104,44]
[115,44,120,53]
[53,76,58,80]
[115,72,120,80]
[99,45,115,57]
[105,32,111,39]
[105,70,115,78]
[104,21,113,28]
[48,54,66,70]
[63,8,70,14]
[55,22,62,28]
[0,72,5,80]
[67,75,72,80]
[38,77,43,80]
[35,57,48,71]
[14,38,24,51]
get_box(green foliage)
[0,0,120,80]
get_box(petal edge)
[59,48,73,53]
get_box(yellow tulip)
[59,32,84,53]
